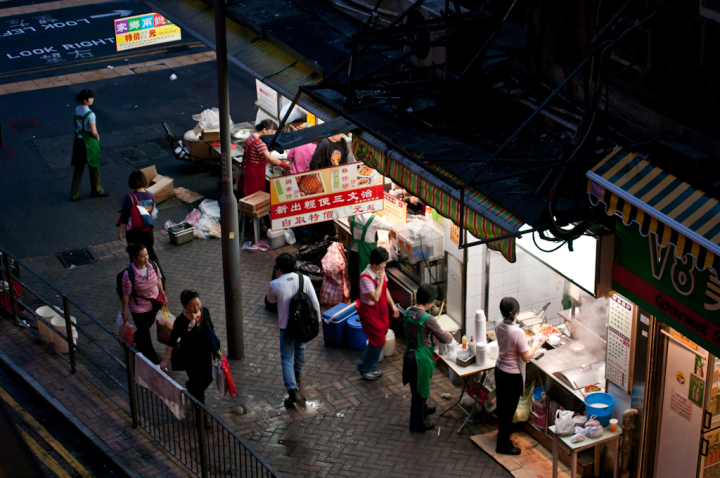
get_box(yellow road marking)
[0,385,96,478]
[0,41,206,80]
[0,51,216,95]
[21,430,74,478]
[0,0,117,17]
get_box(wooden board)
[470,431,579,478]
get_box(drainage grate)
[56,248,96,268]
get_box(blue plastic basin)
[584,392,615,427]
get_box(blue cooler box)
[321,303,357,348]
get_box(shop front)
[588,148,720,478]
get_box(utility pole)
[215,0,244,360]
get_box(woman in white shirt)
[494,297,544,455]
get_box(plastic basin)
[51,315,78,354]
[584,392,615,426]
[35,306,60,342]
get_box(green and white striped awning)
[143,0,524,261]
[587,147,720,275]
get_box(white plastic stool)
[240,211,270,244]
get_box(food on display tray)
[535,324,561,336]
[359,166,374,176]
[298,173,324,196]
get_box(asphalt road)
[1,0,206,82]
[0,362,128,477]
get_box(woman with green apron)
[70,89,108,201]
[402,284,453,432]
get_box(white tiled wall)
[486,247,566,326]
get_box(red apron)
[358,272,389,347]
[242,135,268,196]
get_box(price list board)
[607,294,635,391]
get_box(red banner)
[271,185,383,219]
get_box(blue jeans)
[357,343,384,374]
[280,329,305,390]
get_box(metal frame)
[0,247,279,478]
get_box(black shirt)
[167,307,215,360]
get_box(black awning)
[259,118,355,153]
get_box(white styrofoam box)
[531,283,547,304]
[503,269,519,289]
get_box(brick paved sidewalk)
[2,230,512,478]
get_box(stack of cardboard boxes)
[238,191,270,218]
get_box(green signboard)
[613,220,720,355]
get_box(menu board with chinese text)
[607,294,635,391]
[269,162,383,230]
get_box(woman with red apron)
[357,247,399,381]
[240,119,290,197]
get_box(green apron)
[403,309,435,398]
[72,110,100,168]
[349,215,376,274]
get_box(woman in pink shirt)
[494,297,543,455]
[288,124,317,174]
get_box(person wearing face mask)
[494,297,545,455]
[357,247,400,381]
[160,290,218,404]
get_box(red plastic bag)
[116,312,134,349]
[221,355,236,397]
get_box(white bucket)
[367,340,383,362]
[35,306,60,343]
[51,315,78,354]
[384,329,395,357]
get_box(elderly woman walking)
[121,244,166,364]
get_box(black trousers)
[495,367,523,452]
[125,229,160,266]
[404,352,430,430]
[185,357,214,404]
[131,309,158,364]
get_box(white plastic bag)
[284,229,296,245]
[156,307,176,345]
[571,433,586,443]
[555,409,576,436]
[585,425,604,438]
[193,108,220,130]
[199,199,221,219]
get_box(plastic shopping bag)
[221,355,236,397]
[116,312,134,349]
[555,409,576,436]
[512,380,535,423]
[156,307,176,345]
[216,359,228,396]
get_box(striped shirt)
[244,133,268,164]
[122,262,162,313]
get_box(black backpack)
[287,273,319,343]
[116,261,164,303]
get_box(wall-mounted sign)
[613,221,720,357]
[607,293,635,391]
[379,193,407,225]
[270,162,383,230]
[450,221,460,246]
[114,14,180,51]
[255,80,278,118]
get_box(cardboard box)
[188,140,221,160]
[202,129,221,142]
[238,191,270,217]
[140,165,175,204]
[334,221,352,247]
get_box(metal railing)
[0,247,279,478]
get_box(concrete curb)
[0,346,141,478]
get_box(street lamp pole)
[214,0,244,359]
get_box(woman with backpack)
[121,244,167,364]
[159,290,219,404]
[118,170,160,266]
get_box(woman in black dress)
[159,290,218,404]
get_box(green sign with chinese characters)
[689,373,705,407]
[613,220,720,355]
